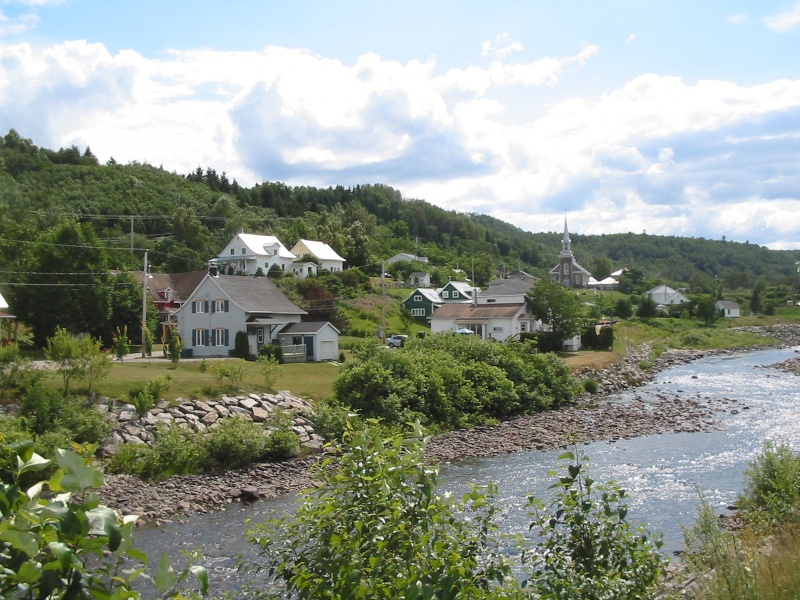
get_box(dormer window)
[241,248,246,254]
[442,291,449,298]
[230,248,235,255]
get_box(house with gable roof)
[210,232,296,276]
[429,302,538,341]
[176,272,309,358]
[133,270,206,334]
[290,239,346,274]
[402,288,443,322]
[438,280,478,303]
[716,300,741,318]
[479,270,538,305]
[645,285,690,311]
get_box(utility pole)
[130,216,134,252]
[141,249,148,358]
[381,261,386,344]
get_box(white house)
[386,252,429,265]
[408,271,432,287]
[176,273,306,358]
[210,233,296,276]
[429,302,538,341]
[716,300,741,318]
[276,321,341,362]
[290,240,346,273]
[645,285,690,310]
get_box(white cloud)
[626,33,637,43]
[481,33,523,59]
[727,14,746,25]
[764,1,800,32]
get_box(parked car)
[387,334,408,348]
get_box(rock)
[240,487,261,502]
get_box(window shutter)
[205,329,210,346]
[224,300,229,312]
[211,301,215,314]
[211,330,216,346]
[192,302,196,314]
[204,300,209,313]
[224,329,229,346]
[192,330,196,346]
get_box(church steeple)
[560,216,573,258]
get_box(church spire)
[560,215,573,257]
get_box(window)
[193,300,206,313]
[214,299,227,313]
[414,295,422,301]
[257,329,264,344]
[520,322,528,333]
[442,291,449,298]
[487,298,496,303]
[241,247,246,254]
[412,308,425,316]
[213,328,227,347]
[193,328,208,346]
[563,263,569,274]
[230,248,234,255]
[493,327,504,333]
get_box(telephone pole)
[141,249,148,358]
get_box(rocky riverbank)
[99,324,800,523]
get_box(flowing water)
[134,346,800,595]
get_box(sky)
[2,1,800,250]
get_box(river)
[133,346,800,596]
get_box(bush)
[311,398,358,442]
[264,427,302,460]
[739,442,800,524]
[525,451,667,598]
[256,355,280,391]
[205,417,268,469]
[233,330,251,359]
[0,343,43,399]
[109,424,208,479]
[247,422,516,599]
[259,342,284,364]
[210,361,246,393]
[583,378,599,394]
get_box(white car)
[387,334,408,348]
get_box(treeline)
[1,129,798,296]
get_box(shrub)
[311,398,358,442]
[259,342,284,363]
[0,343,43,399]
[264,427,302,460]
[206,417,268,469]
[257,355,280,391]
[110,424,208,479]
[233,330,251,359]
[739,442,800,525]
[583,378,599,394]
[247,422,516,599]
[525,451,667,598]
[210,361,246,393]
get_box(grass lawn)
[40,357,341,404]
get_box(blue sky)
[2,1,800,250]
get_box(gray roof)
[716,300,740,310]
[210,274,306,315]
[279,321,340,334]
[485,272,538,295]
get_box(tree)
[592,256,613,281]
[526,279,584,351]
[637,294,659,320]
[45,328,90,394]
[13,222,112,346]
[695,294,718,326]
[164,326,183,366]
[247,422,517,599]
[613,296,633,319]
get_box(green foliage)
[310,398,358,442]
[583,378,599,394]
[210,361,246,393]
[256,355,280,391]
[525,451,667,599]
[112,325,131,361]
[332,334,580,429]
[17,386,111,446]
[205,417,268,469]
[45,328,87,393]
[0,343,43,399]
[613,296,633,319]
[0,436,208,598]
[526,279,585,350]
[247,422,517,599]
[637,294,659,320]
[233,330,251,359]
[263,415,302,460]
[131,374,173,417]
[695,294,719,326]
[258,342,285,363]
[109,424,208,479]
[165,326,183,366]
[738,442,800,525]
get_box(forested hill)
[1,129,798,290]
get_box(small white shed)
[277,322,341,362]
